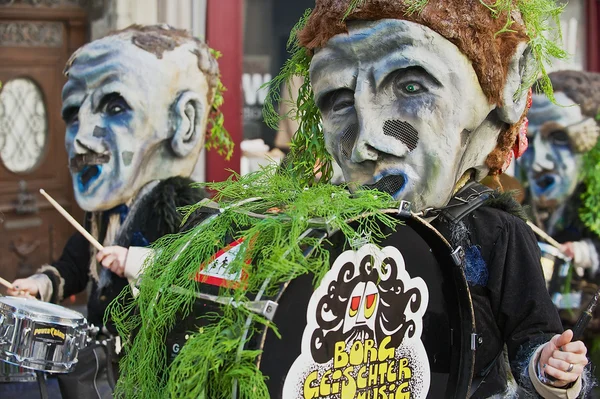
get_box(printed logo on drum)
[194,238,250,288]
[283,244,431,399]
[32,323,67,345]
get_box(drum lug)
[471,333,479,351]
[451,246,465,266]
[397,200,412,217]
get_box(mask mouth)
[365,174,406,197]
[70,153,110,173]
[534,173,557,194]
[78,165,102,192]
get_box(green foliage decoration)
[205,49,234,161]
[579,111,600,237]
[478,0,567,102]
[109,165,401,398]
[263,10,332,186]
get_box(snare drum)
[0,297,88,373]
[168,212,476,398]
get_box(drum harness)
[433,181,506,398]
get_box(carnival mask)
[520,92,600,208]
[311,19,530,211]
[62,30,214,211]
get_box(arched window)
[0,78,48,173]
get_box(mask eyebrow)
[373,54,443,91]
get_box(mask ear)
[497,42,536,124]
[170,91,206,157]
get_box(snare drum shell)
[0,297,88,373]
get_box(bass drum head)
[259,215,475,398]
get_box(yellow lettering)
[378,336,395,361]
[357,365,368,389]
[396,381,410,399]
[364,339,377,362]
[387,359,397,383]
[334,341,349,368]
[331,369,342,394]
[368,363,378,386]
[303,371,319,399]
[350,340,364,365]
[319,370,332,396]
[398,358,412,380]
[378,361,388,385]
[341,367,357,399]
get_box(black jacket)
[42,177,207,330]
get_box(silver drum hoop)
[0,297,88,373]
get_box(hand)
[539,329,588,387]
[96,246,128,277]
[8,278,38,298]
[560,242,575,259]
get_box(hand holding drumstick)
[40,189,129,278]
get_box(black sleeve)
[484,211,562,378]
[42,232,91,302]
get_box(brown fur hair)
[536,70,600,119]
[299,0,528,107]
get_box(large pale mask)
[520,92,600,209]
[310,19,533,211]
[62,26,217,211]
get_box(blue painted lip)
[78,165,102,193]
[366,171,408,198]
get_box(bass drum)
[257,214,475,398]
[168,212,475,398]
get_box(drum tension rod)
[169,285,278,321]
[451,246,466,266]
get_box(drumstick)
[0,276,15,290]
[526,220,564,252]
[0,276,34,298]
[39,189,104,251]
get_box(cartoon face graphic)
[343,281,379,335]
[284,244,431,399]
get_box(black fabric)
[57,342,116,399]
[433,204,563,397]
[42,176,208,330]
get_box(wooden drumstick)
[0,276,35,298]
[0,276,15,290]
[526,220,565,252]
[39,189,104,251]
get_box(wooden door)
[0,1,87,296]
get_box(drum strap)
[439,181,494,224]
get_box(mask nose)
[73,126,108,155]
[532,135,555,172]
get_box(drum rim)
[0,297,87,326]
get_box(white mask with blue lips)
[62,32,211,212]
[310,19,528,211]
[520,92,584,208]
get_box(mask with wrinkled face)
[310,19,510,211]
[519,92,588,209]
[62,31,212,212]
